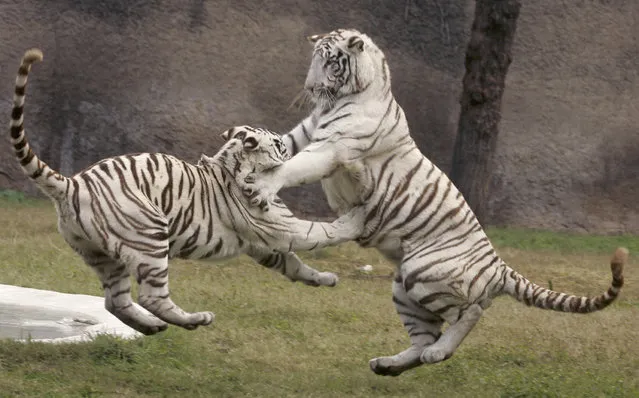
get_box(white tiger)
[238,29,628,375]
[9,48,363,336]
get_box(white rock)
[0,284,142,343]
[357,264,374,272]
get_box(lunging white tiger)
[9,49,363,336]
[238,29,629,375]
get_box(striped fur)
[9,49,363,336]
[238,29,629,374]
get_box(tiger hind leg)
[85,254,168,335]
[369,277,443,376]
[249,248,338,287]
[420,304,483,364]
[130,249,214,331]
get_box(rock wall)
[0,0,636,233]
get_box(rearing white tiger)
[239,29,628,375]
[9,49,363,336]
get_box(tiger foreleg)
[420,304,483,364]
[86,255,168,335]
[131,250,214,331]
[369,279,443,376]
[282,252,338,287]
[249,249,338,287]
[242,142,340,211]
[281,116,315,156]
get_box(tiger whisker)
[287,89,309,111]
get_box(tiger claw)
[243,187,254,197]
[244,174,256,183]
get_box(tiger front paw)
[369,357,405,377]
[297,270,339,287]
[241,175,272,211]
[181,311,215,331]
[420,346,451,364]
[314,271,339,287]
[242,188,271,212]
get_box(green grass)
[487,226,639,254]
[0,195,638,397]
[0,189,41,205]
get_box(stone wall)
[0,0,636,233]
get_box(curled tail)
[10,49,68,198]
[502,247,628,313]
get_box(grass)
[486,226,639,255]
[0,194,638,397]
[0,189,41,205]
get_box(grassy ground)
[0,194,638,397]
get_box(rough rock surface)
[0,0,636,233]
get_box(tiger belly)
[167,221,244,261]
[320,169,363,215]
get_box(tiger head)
[199,125,289,177]
[303,28,384,109]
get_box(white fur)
[239,29,626,376]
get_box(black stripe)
[318,113,351,129]
[11,106,23,120]
[290,136,299,155]
[214,239,223,254]
[31,166,44,179]
[301,123,311,141]
[10,125,22,139]
[20,149,35,166]
[150,268,169,279]
[13,139,26,151]
[418,292,454,306]
[110,288,131,298]
[612,278,623,288]
[145,279,166,288]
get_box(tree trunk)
[450,0,521,225]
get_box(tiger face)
[304,28,379,108]
[203,125,289,174]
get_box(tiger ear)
[347,36,365,52]
[242,136,259,151]
[307,33,327,44]
[221,126,247,142]
[198,154,214,166]
[220,129,232,141]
